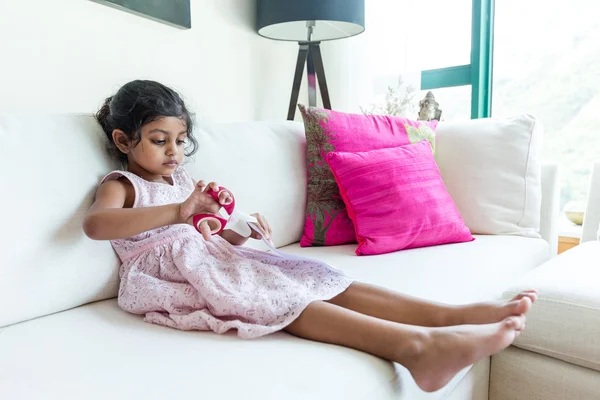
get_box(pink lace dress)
[101,167,354,339]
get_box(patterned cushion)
[298,104,438,247]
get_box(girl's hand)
[219,212,272,246]
[178,180,232,240]
[249,213,272,240]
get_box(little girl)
[84,80,536,393]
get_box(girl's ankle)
[396,327,430,362]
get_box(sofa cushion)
[502,241,600,372]
[0,114,121,328]
[297,104,438,248]
[0,299,488,400]
[326,142,473,255]
[1,234,548,400]
[490,347,600,400]
[435,114,543,238]
[187,119,309,249]
[0,114,309,327]
[282,235,549,304]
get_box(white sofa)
[0,113,558,400]
[490,161,600,399]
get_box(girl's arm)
[84,179,222,241]
[83,180,181,240]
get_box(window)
[360,0,490,120]
[404,0,472,71]
[363,0,597,211]
[417,86,472,121]
[492,0,600,209]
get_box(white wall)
[0,0,305,121]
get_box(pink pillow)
[325,140,474,256]
[299,105,438,247]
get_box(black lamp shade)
[257,0,365,42]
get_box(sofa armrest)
[540,163,560,256]
[582,161,600,243]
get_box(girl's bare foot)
[450,290,537,326]
[404,315,526,393]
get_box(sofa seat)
[0,235,549,400]
[280,234,550,304]
[490,242,600,400]
[501,241,600,372]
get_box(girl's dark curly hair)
[95,80,197,163]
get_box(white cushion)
[281,235,550,303]
[502,241,600,372]
[0,114,121,328]
[0,299,490,400]
[186,119,308,249]
[435,114,543,238]
[0,115,308,327]
[0,235,548,400]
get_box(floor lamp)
[257,0,365,120]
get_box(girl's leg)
[284,300,525,393]
[327,282,536,327]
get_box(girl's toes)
[515,297,532,315]
[511,290,538,304]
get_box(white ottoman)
[489,241,600,400]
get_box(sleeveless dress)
[101,167,355,339]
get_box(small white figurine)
[417,91,442,121]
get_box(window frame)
[420,0,494,119]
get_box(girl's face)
[113,117,188,181]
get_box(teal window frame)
[420,0,494,119]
